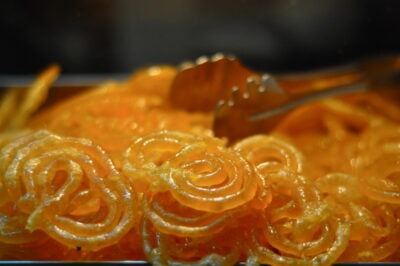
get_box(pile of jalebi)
[0,63,399,265]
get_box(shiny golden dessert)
[0,60,399,265]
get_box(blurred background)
[1,0,400,75]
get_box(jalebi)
[0,61,399,265]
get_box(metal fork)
[169,54,400,143]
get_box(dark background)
[1,0,400,75]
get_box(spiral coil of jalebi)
[0,63,399,265]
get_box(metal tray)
[0,262,399,265]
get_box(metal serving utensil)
[212,55,400,143]
[169,53,257,112]
[169,53,400,143]
[212,74,367,143]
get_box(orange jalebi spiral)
[141,218,240,266]
[274,98,388,178]
[315,172,400,261]
[123,130,264,213]
[233,134,303,174]
[0,130,137,251]
[234,135,323,240]
[233,135,303,208]
[339,205,400,262]
[142,191,241,237]
[0,129,43,245]
[315,173,393,238]
[29,83,212,165]
[246,217,350,266]
[262,173,339,258]
[1,60,400,264]
[234,135,347,263]
[356,125,400,204]
[0,209,44,245]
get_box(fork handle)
[249,82,368,121]
[277,55,400,93]
[250,56,400,122]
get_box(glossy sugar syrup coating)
[0,65,399,264]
